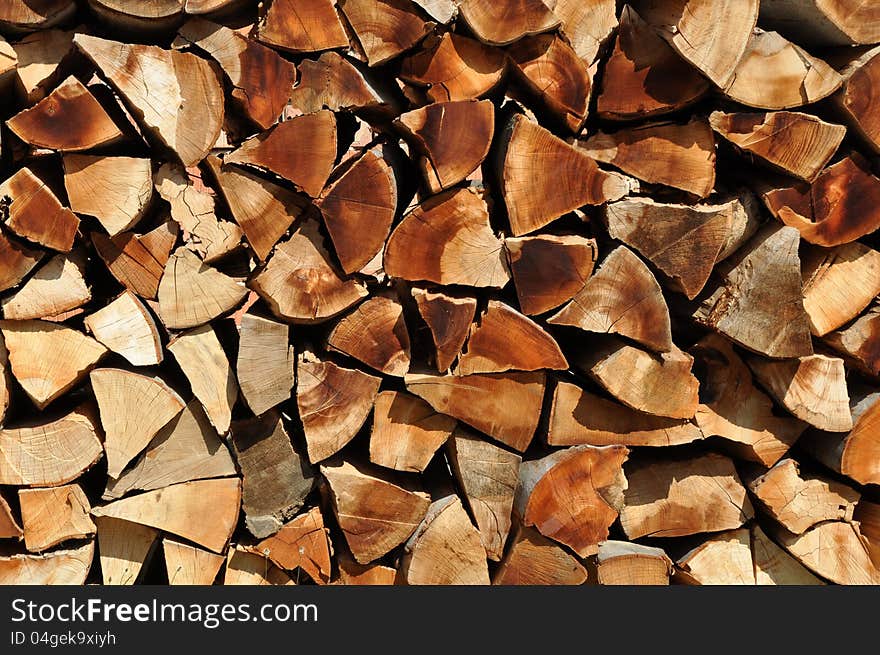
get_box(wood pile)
[3,0,880,586]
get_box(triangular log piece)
[505,234,596,315]
[6,75,122,151]
[411,0,456,23]
[255,0,349,53]
[596,541,673,585]
[250,220,368,323]
[748,354,852,432]
[289,52,387,114]
[297,352,381,463]
[317,150,396,274]
[370,390,456,473]
[250,507,332,584]
[761,0,880,46]
[237,313,293,416]
[835,46,880,153]
[1,320,106,409]
[578,118,716,198]
[543,0,615,64]
[0,542,93,585]
[457,0,559,46]
[157,247,247,329]
[92,478,241,553]
[825,304,880,376]
[690,334,804,467]
[596,5,708,121]
[0,1,75,35]
[19,484,95,552]
[92,222,178,300]
[95,516,158,586]
[549,246,672,352]
[384,188,510,287]
[321,459,431,564]
[693,224,813,358]
[335,548,397,584]
[327,296,411,376]
[91,368,186,478]
[547,381,704,448]
[675,528,755,585]
[499,114,634,236]
[83,291,162,367]
[709,111,845,182]
[447,427,520,561]
[1,251,90,320]
[338,0,433,67]
[400,494,490,585]
[73,35,224,167]
[493,525,587,585]
[411,289,476,372]
[0,493,22,540]
[104,400,236,500]
[226,111,337,198]
[223,547,294,585]
[516,444,628,557]
[751,524,825,585]
[0,167,79,252]
[230,411,315,539]
[406,371,545,452]
[163,538,224,585]
[0,230,43,293]
[9,29,74,104]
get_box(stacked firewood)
[2,0,880,586]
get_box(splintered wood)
[2,0,880,587]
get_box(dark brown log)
[86,0,184,32]
[339,0,433,67]
[0,167,79,252]
[411,288,477,373]
[256,0,349,53]
[92,221,178,300]
[0,1,75,33]
[289,52,388,115]
[0,230,43,293]
[835,46,880,154]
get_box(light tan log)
[772,520,880,585]
[256,0,349,53]
[0,167,79,252]
[411,289,476,372]
[493,525,588,585]
[163,538,224,585]
[250,507,332,584]
[0,542,93,585]
[95,516,158,586]
[328,296,411,376]
[751,524,824,585]
[84,291,163,367]
[19,484,95,552]
[370,391,456,473]
[676,529,755,585]
[458,0,559,46]
[92,221,178,299]
[597,541,673,585]
[10,29,73,104]
[224,548,294,585]
[544,0,615,63]
[335,549,397,585]
[1,251,89,320]
[0,1,75,34]
[236,313,293,416]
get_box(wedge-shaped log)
[458,0,559,46]
[1,251,89,321]
[20,484,95,552]
[761,0,880,47]
[0,231,42,293]
[835,46,880,154]
[223,548,293,585]
[95,516,158,586]
[0,542,93,586]
[164,538,225,585]
[250,507,332,584]
[771,520,880,585]
[412,289,476,372]
[0,1,75,33]
[0,494,22,540]
[825,305,880,376]
[543,0,615,64]
[328,296,410,376]
[256,0,349,53]
[0,168,79,252]
[289,52,387,114]
[493,525,587,585]
[84,291,162,367]
[237,313,293,416]
[339,0,433,66]
[751,524,824,585]
[11,29,74,104]
[370,391,456,473]
[676,528,756,585]
[597,541,673,585]
[93,222,178,299]
[335,549,397,585]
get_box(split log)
[544,0,615,64]
[92,477,241,553]
[748,458,859,535]
[74,35,224,167]
[676,529,755,585]
[9,29,73,104]
[296,353,381,463]
[801,242,880,336]
[0,167,79,252]
[457,0,559,46]
[178,18,296,130]
[596,541,673,585]
[288,52,388,115]
[321,459,431,563]
[0,542,93,586]
[168,325,237,434]
[0,494,22,539]
[459,300,566,374]
[230,412,315,539]
[0,321,106,410]
[256,0,349,53]
[493,525,587,585]
[573,338,699,420]
[722,29,843,109]
[447,427,520,561]
[504,235,596,315]
[1,251,89,320]
[548,246,672,352]
[508,35,591,133]
[0,230,43,293]
[764,156,880,249]
[317,150,397,273]
[771,520,880,585]
[709,111,845,182]
[0,1,75,34]
[638,0,758,89]
[163,538,225,585]
[83,291,163,367]
[335,549,397,584]
[104,400,236,500]
[224,548,294,585]
[236,313,293,416]
[384,188,509,288]
[411,289,476,372]
[19,484,95,552]
[64,155,153,236]
[6,76,122,151]
[406,371,545,452]
[0,340,8,425]
[339,0,433,67]
[751,524,824,585]
[693,224,813,359]
[158,247,247,329]
[396,99,493,193]
[619,453,753,539]
[748,354,852,432]
[399,32,506,102]
[370,391,456,473]
[226,111,337,198]
[327,296,411,376]
[604,196,760,300]
[835,47,880,154]
[690,334,805,467]
[596,5,708,121]
[854,501,880,563]
[92,221,178,299]
[0,407,102,486]
[95,516,159,585]
[86,0,184,32]
[250,220,368,323]
[515,444,628,557]
[411,0,456,23]
[91,368,186,478]
[760,0,880,47]
[825,305,880,376]
[400,494,489,585]
[499,114,633,236]
[547,381,704,448]
[250,507,332,584]
[579,118,716,198]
